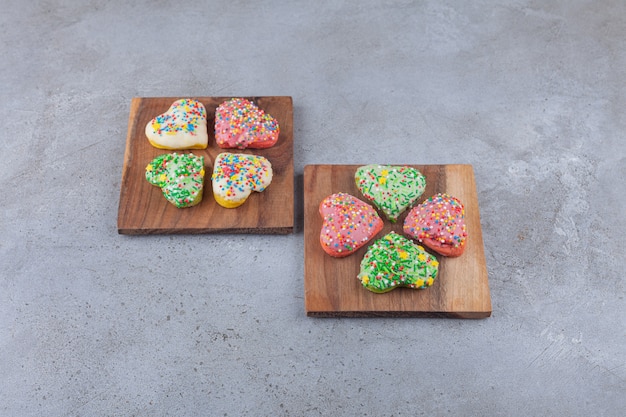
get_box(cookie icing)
[357,232,439,293]
[145,153,205,208]
[319,193,383,257]
[403,193,467,256]
[215,98,279,149]
[355,165,426,222]
[211,152,273,208]
[145,99,208,150]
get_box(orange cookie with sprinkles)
[211,152,273,208]
[145,99,208,150]
[319,193,383,257]
[214,98,279,149]
[403,193,468,257]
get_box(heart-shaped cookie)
[319,193,383,258]
[215,98,279,149]
[211,152,273,208]
[403,193,468,257]
[145,153,205,208]
[355,164,426,222]
[145,99,208,150]
[357,232,439,293]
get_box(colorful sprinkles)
[403,193,468,250]
[357,232,439,293]
[319,193,383,257]
[211,152,273,207]
[215,98,279,149]
[355,164,426,222]
[150,99,206,135]
[145,99,208,149]
[145,153,205,208]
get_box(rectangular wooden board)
[117,96,294,235]
[304,164,491,318]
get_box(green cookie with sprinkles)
[355,164,426,222]
[145,153,205,208]
[357,232,439,293]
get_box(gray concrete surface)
[1,0,625,415]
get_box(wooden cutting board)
[117,97,294,235]
[303,164,491,318]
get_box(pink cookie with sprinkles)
[319,193,384,258]
[215,98,279,149]
[211,152,273,208]
[403,193,468,257]
[145,99,208,150]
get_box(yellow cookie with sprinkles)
[211,152,273,208]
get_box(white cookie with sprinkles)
[211,152,273,208]
[145,99,208,150]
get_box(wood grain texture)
[303,164,491,318]
[117,97,294,235]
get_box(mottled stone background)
[1,1,624,416]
